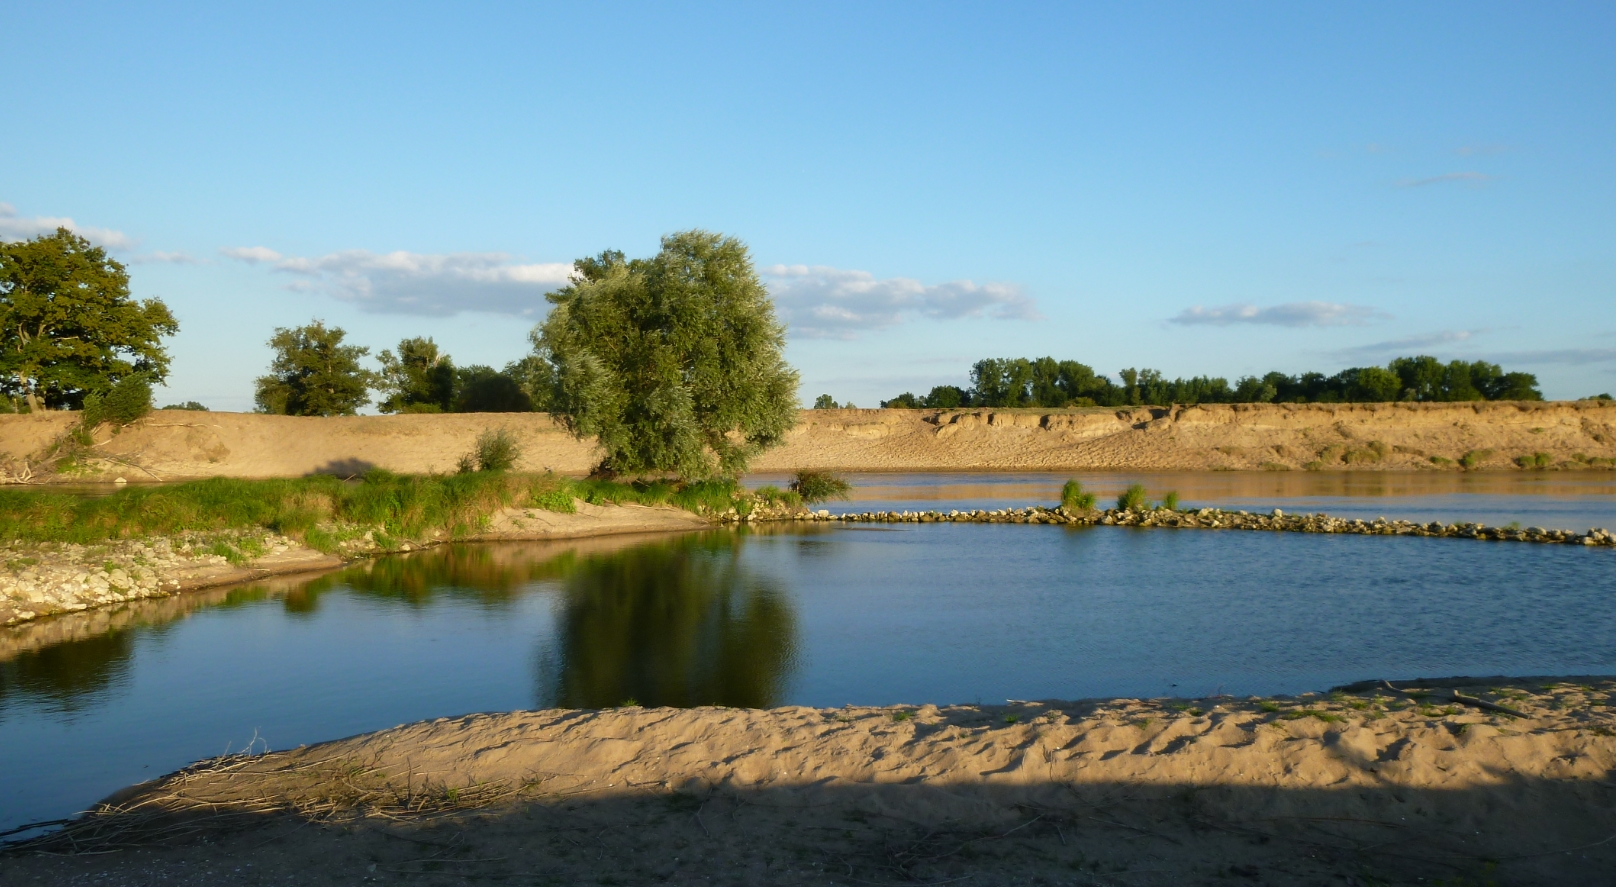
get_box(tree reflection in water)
[0,531,800,714]
[537,533,798,710]
[0,632,136,714]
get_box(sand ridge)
[4,400,1615,479]
[9,679,1613,885]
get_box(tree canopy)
[376,336,455,413]
[254,320,377,416]
[0,228,179,411]
[535,230,799,478]
[882,355,1544,409]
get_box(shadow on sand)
[3,775,1612,886]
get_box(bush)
[160,401,209,411]
[1116,483,1148,512]
[1060,479,1096,511]
[1459,449,1493,470]
[1515,452,1553,470]
[82,376,153,428]
[462,428,523,473]
[1161,491,1180,511]
[790,470,852,504]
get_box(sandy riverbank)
[3,400,1615,480]
[5,678,1612,885]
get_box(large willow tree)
[535,230,798,479]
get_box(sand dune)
[10,679,1613,885]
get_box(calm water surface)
[746,470,1616,529]
[2,517,1614,833]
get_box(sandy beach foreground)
[5,678,1613,886]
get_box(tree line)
[252,323,553,416]
[3,226,796,479]
[875,356,1545,409]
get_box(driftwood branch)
[1378,680,1527,718]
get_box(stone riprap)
[0,532,337,626]
[735,504,1616,547]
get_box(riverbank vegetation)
[879,355,1544,409]
[0,471,792,552]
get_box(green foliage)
[253,320,377,416]
[1059,479,1096,511]
[1161,491,1180,511]
[1584,393,1614,401]
[454,364,534,413]
[1459,449,1494,470]
[462,428,523,472]
[81,374,153,427]
[0,228,180,411]
[813,394,839,409]
[1515,452,1553,469]
[376,337,455,414]
[0,472,586,548]
[501,354,556,412]
[536,231,799,478]
[886,353,1545,408]
[160,401,209,411]
[1116,483,1148,511]
[790,470,852,504]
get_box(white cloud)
[762,264,1040,340]
[219,246,283,263]
[1169,301,1386,328]
[1331,330,1483,361]
[222,246,575,316]
[0,202,135,249]
[1396,172,1494,188]
[132,250,201,265]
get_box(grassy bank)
[0,472,778,552]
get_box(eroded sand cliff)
[3,400,1614,479]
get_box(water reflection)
[0,632,135,713]
[538,533,797,709]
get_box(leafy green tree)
[161,401,209,411]
[376,337,455,413]
[536,230,799,478]
[812,394,839,409]
[253,320,376,416]
[924,385,968,408]
[501,354,556,412]
[881,392,921,408]
[0,228,179,411]
[453,365,533,412]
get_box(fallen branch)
[1380,681,1528,718]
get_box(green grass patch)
[0,470,751,548]
[1060,479,1097,511]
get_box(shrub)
[1515,452,1553,470]
[790,470,852,504]
[1459,449,1493,470]
[1161,491,1180,511]
[1060,479,1096,511]
[1258,461,1290,471]
[82,376,154,428]
[1428,455,1455,467]
[160,401,209,411]
[753,485,803,507]
[1116,483,1148,512]
[463,428,523,473]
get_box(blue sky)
[5,1,1613,408]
